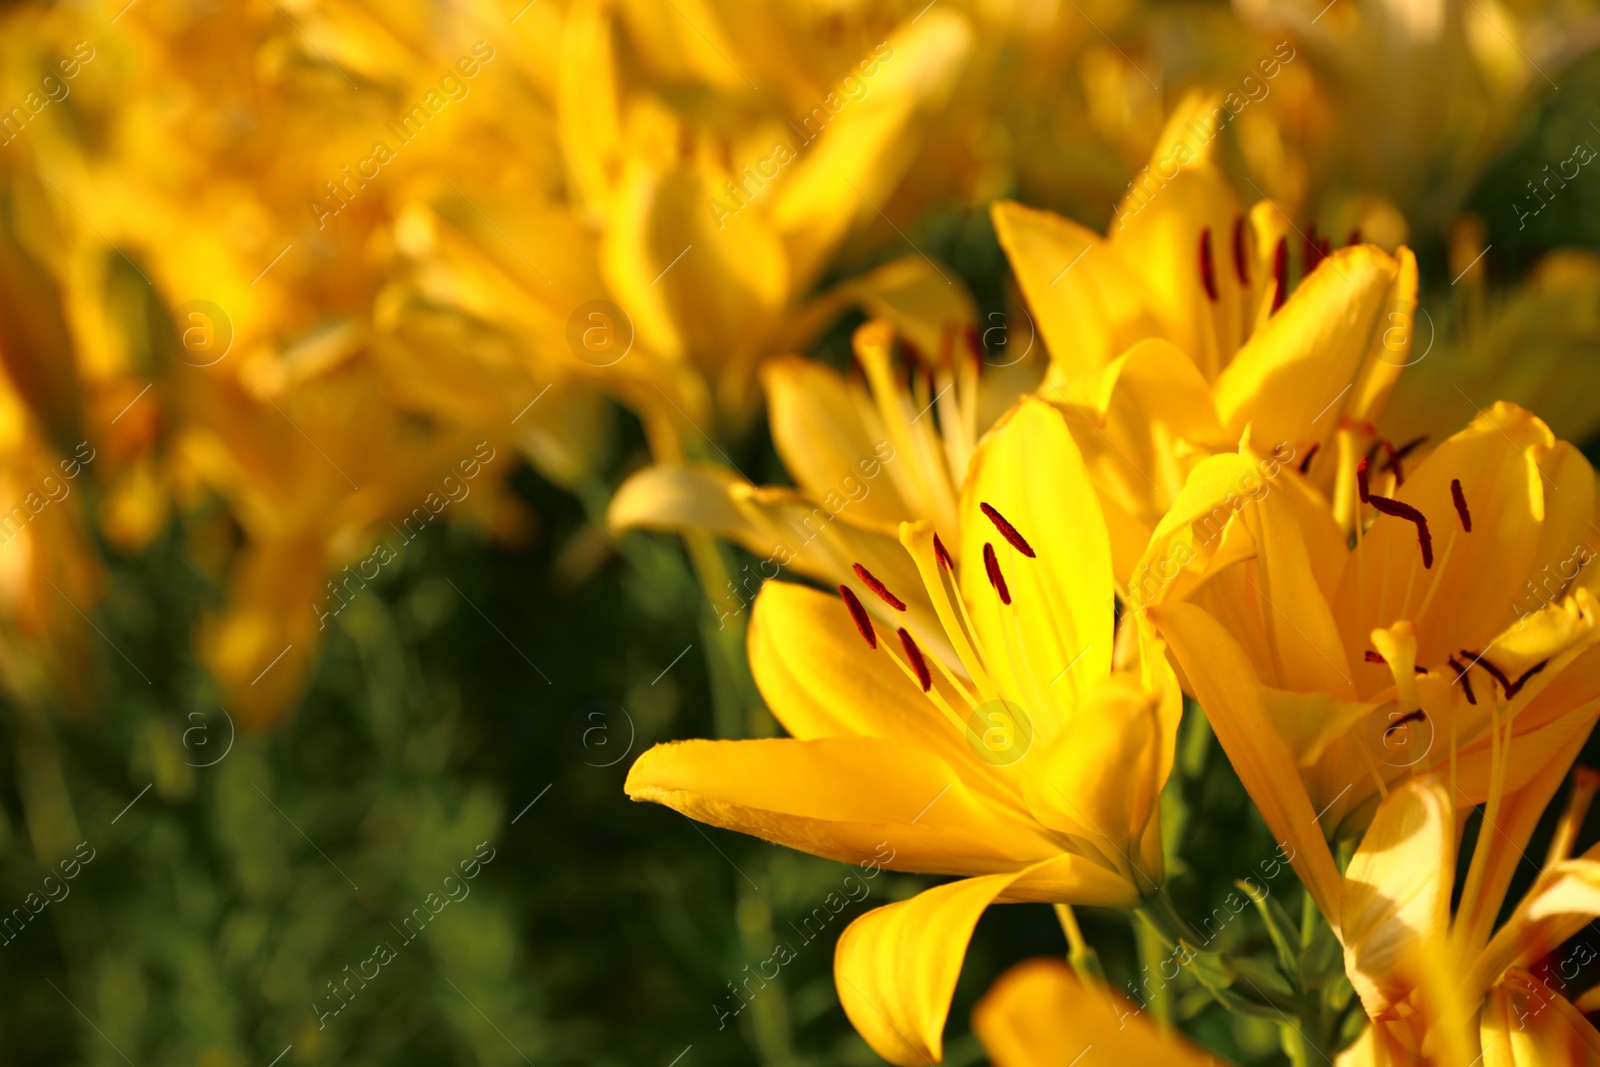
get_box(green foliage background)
[3,50,1600,1067]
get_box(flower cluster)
[1,1,1600,1063]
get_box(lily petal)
[762,356,912,529]
[625,736,1051,875]
[1341,777,1455,1018]
[748,581,972,768]
[836,856,1137,1066]
[1475,860,1600,999]
[1213,246,1405,448]
[1481,969,1600,1067]
[958,396,1113,723]
[1154,601,1345,927]
[991,200,1154,381]
[973,957,1219,1067]
[1020,670,1175,890]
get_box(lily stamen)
[852,562,907,611]
[1367,495,1434,568]
[1448,655,1479,705]
[1451,478,1472,532]
[1305,225,1325,273]
[1372,438,1404,487]
[1198,227,1219,302]
[1457,652,1547,699]
[1388,435,1428,468]
[1298,443,1319,474]
[838,585,877,649]
[897,627,932,692]
[1231,214,1250,286]
[1356,456,1434,567]
[933,533,954,572]
[1509,659,1549,698]
[1271,236,1289,312]
[982,542,1011,605]
[980,502,1036,558]
[1385,708,1426,737]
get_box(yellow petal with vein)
[625,737,1050,875]
[1213,246,1403,447]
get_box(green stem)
[1053,903,1105,985]
[1133,911,1175,1024]
[1281,1024,1317,1067]
[684,532,764,740]
[1136,889,1191,951]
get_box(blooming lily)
[626,397,1182,1063]
[993,93,1420,574]
[1335,773,1600,1065]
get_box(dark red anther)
[1463,654,1545,699]
[933,533,954,572]
[853,563,906,611]
[1299,443,1319,475]
[937,322,955,371]
[1365,650,1387,664]
[1448,656,1478,705]
[1305,225,1325,274]
[1271,237,1289,313]
[980,502,1035,558]
[1199,228,1219,302]
[1391,436,1428,464]
[1357,456,1372,503]
[1450,479,1472,532]
[1509,660,1548,698]
[982,542,1011,605]
[1462,651,1511,695]
[1318,237,1331,258]
[897,628,931,692]
[1368,495,1433,568]
[965,322,984,364]
[1348,228,1362,247]
[1232,215,1251,286]
[901,339,925,369]
[1385,708,1427,737]
[1375,439,1405,487]
[839,584,877,649]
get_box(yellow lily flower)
[12,0,563,726]
[614,91,1421,631]
[974,957,1223,1066]
[610,292,1018,657]
[1145,401,1600,935]
[626,396,1182,1064]
[547,0,974,439]
[993,93,1420,575]
[1334,774,1600,1065]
